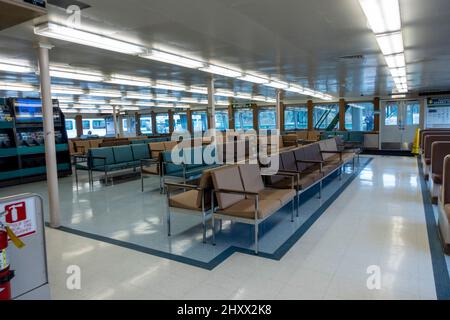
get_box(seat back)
[113,145,134,164]
[149,142,166,158]
[295,144,323,170]
[89,147,115,167]
[164,141,178,150]
[211,166,245,209]
[318,139,336,160]
[432,142,450,177]
[183,147,204,170]
[424,135,450,160]
[443,156,450,204]
[238,164,265,194]
[162,150,183,175]
[280,150,298,172]
[296,131,309,140]
[421,130,450,151]
[131,144,150,161]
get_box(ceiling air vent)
[340,54,365,60]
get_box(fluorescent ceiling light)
[98,106,114,110]
[376,32,404,55]
[266,80,289,89]
[0,63,34,73]
[126,93,154,100]
[238,74,269,84]
[390,67,406,78]
[0,82,36,92]
[60,109,79,114]
[234,93,252,100]
[108,74,152,87]
[49,66,104,82]
[78,99,108,105]
[153,81,187,91]
[34,23,146,55]
[141,50,204,69]
[359,0,401,34]
[179,97,199,104]
[88,90,122,98]
[155,95,178,102]
[215,90,234,98]
[391,94,406,99]
[199,64,242,78]
[187,86,208,95]
[385,53,406,69]
[135,102,156,107]
[121,106,140,111]
[52,86,84,95]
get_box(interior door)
[380,100,420,150]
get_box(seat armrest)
[321,150,343,154]
[215,189,259,196]
[140,158,157,165]
[296,159,324,164]
[165,182,200,191]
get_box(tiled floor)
[34,155,437,300]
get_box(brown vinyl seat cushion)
[169,190,201,211]
[216,199,282,220]
[142,165,159,175]
[238,164,295,205]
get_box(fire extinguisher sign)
[0,198,37,240]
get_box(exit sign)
[23,0,46,8]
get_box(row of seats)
[418,129,450,254]
[164,137,358,253]
[74,144,150,187]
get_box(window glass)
[313,104,339,130]
[192,111,208,132]
[65,120,74,131]
[234,108,254,130]
[93,120,106,129]
[215,110,229,131]
[140,116,152,134]
[156,113,169,134]
[82,120,90,130]
[385,103,399,126]
[258,107,277,130]
[345,102,375,131]
[406,102,420,125]
[174,112,188,132]
[284,105,308,130]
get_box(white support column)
[37,43,61,228]
[276,89,283,131]
[118,114,124,137]
[112,106,118,138]
[207,75,216,131]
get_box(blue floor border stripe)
[417,157,450,300]
[48,158,373,271]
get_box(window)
[406,102,420,125]
[140,116,152,134]
[234,108,254,130]
[385,103,398,126]
[93,120,106,130]
[258,107,277,130]
[156,113,169,134]
[174,112,188,132]
[65,120,74,131]
[313,104,339,130]
[284,105,307,130]
[192,111,208,132]
[345,102,375,131]
[82,120,90,130]
[215,110,229,131]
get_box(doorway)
[380,100,420,150]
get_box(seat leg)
[319,181,323,199]
[75,166,79,189]
[104,170,108,186]
[141,173,144,192]
[254,223,259,255]
[296,191,300,217]
[202,213,206,244]
[291,199,294,222]
[212,214,216,246]
[167,208,171,237]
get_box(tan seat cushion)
[169,190,202,211]
[142,165,159,175]
[217,199,282,220]
[258,189,296,206]
[164,141,178,150]
[270,173,320,190]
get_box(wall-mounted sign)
[23,0,46,8]
[426,97,450,128]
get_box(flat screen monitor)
[14,99,43,122]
